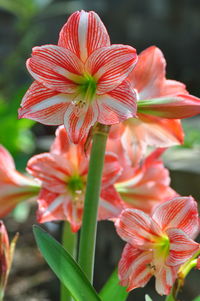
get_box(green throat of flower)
[79,74,97,103]
[154,234,170,260]
[68,175,84,195]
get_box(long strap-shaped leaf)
[33,225,101,301]
[99,269,128,301]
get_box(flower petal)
[128,46,166,99]
[155,266,177,295]
[27,45,84,93]
[0,145,15,171]
[115,208,162,248]
[166,228,199,266]
[152,196,199,237]
[27,153,71,193]
[98,80,137,124]
[37,188,68,222]
[115,148,176,214]
[58,10,110,62]
[129,114,184,148]
[86,45,137,94]
[63,101,99,144]
[37,188,83,232]
[137,94,200,119]
[98,186,125,220]
[102,153,122,187]
[118,243,153,291]
[18,81,71,125]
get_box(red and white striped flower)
[114,148,176,214]
[0,221,18,299]
[115,197,199,295]
[120,46,200,151]
[27,126,124,231]
[0,145,40,218]
[19,10,138,144]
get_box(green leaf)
[192,296,200,301]
[165,294,175,301]
[99,269,128,301]
[145,294,153,301]
[33,225,101,301]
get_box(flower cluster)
[0,9,200,299]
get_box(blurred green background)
[0,0,200,300]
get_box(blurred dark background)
[0,0,200,300]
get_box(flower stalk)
[78,124,110,283]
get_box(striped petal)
[18,81,71,125]
[155,266,177,295]
[152,197,199,238]
[86,45,137,94]
[27,153,71,194]
[0,184,39,218]
[98,186,125,220]
[166,228,199,266]
[137,94,200,119]
[37,189,83,232]
[128,46,166,98]
[37,189,68,223]
[63,101,99,144]
[102,153,122,188]
[27,45,84,93]
[130,114,184,147]
[115,209,162,248]
[58,10,110,62]
[118,243,153,290]
[98,80,137,124]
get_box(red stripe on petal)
[58,11,110,61]
[98,80,137,124]
[152,196,199,238]
[64,102,99,144]
[166,228,199,266]
[27,45,83,93]
[115,209,162,248]
[118,244,152,290]
[19,81,71,125]
[86,45,137,94]
[27,153,70,194]
[37,189,67,223]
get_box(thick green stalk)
[78,124,109,283]
[60,221,77,301]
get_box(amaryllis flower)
[18,10,138,144]
[115,197,200,295]
[27,126,124,231]
[0,221,18,300]
[120,46,200,151]
[114,148,176,214]
[0,145,40,218]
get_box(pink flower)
[0,221,18,299]
[19,10,138,144]
[115,197,199,295]
[0,145,40,218]
[121,46,200,150]
[27,126,124,231]
[114,148,176,214]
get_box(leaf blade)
[99,268,128,301]
[33,225,101,301]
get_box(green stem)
[60,221,77,301]
[78,124,109,283]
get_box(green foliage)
[33,226,101,301]
[0,87,35,155]
[99,269,128,301]
[192,296,200,301]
